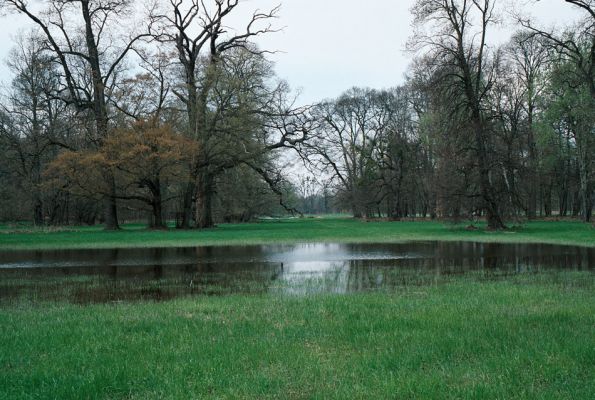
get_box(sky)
[0,0,585,104]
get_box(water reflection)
[0,242,593,303]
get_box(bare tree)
[304,88,395,218]
[148,0,280,228]
[410,0,507,229]
[561,1,595,20]
[503,32,550,218]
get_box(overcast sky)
[0,0,584,104]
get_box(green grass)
[0,217,593,250]
[1,278,594,399]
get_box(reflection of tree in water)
[346,260,383,292]
[192,245,286,294]
[151,248,164,280]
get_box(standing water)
[0,241,592,303]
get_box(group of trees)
[0,0,592,229]
[299,0,594,227]
[0,0,309,229]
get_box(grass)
[1,217,592,397]
[0,217,593,250]
[1,277,594,399]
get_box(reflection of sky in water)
[267,243,420,263]
[276,261,399,295]
[283,260,344,273]
[276,261,352,295]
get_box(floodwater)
[0,242,593,303]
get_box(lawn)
[1,278,594,399]
[0,217,593,250]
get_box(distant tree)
[375,86,419,220]
[215,165,296,222]
[306,88,392,218]
[406,58,440,219]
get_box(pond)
[0,241,593,303]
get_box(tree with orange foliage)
[47,122,197,228]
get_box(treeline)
[300,0,594,227]
[0,0,593,229]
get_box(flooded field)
[0,241,593,303]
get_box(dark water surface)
[0,242,593,303]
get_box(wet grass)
[1,276,594,399]
[0,217,593,250]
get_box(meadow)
[1,218,593,398]
[1,277,594,399]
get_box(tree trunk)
[100,170,119,230]
[195,172,215,229]
[473,119,506,230]
[81,0,119,230]
[572,188,581,217]
[32,160,43,226]
[527,105,538,219]
[31,106,43,226]
[352,203,362,219]
[578,152,592,222]
[103,196,119,230]
[33,197,43,226]
[543,183,552,217]
[179,182,195,229]
[351,186,362,218]
[151,201,165,229]
[151,180,166,229]
[577,130,592,222]
[559,188,568,216]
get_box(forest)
[0,0,593,230]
